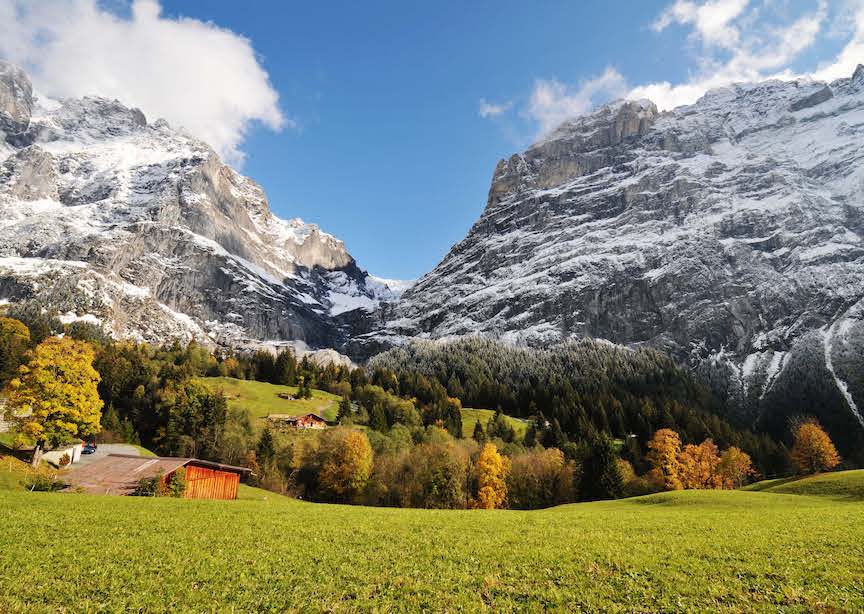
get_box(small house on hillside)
[65,454,250,499]
[267,413,328,430]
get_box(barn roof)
[64,454,250,495]
[267,412,328,421]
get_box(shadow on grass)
[740,475,808,492]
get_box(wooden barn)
[65,454,251,500]
[267,412,329,430]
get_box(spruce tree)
[472,420,486,442]
[579,434,623,501]
[256,427,276,467]
[523,419,537,447]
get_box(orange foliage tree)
[678,439,721,489]
[318,428,374,502]
[475,443,510,509]
[646,428,683,490]
[717,446,755,489]
[791,420,840,474]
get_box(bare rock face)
[0,61,401,351]
[0,63,32,139]
[368,72,864,457]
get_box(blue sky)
[162,2,675,280]
[3,0,862,279]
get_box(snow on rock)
[0,61,383,352]
[361,66,864,435]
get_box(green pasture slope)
[460,407,528,439]
[1,470,863,612]
[742,469,864,500]
[195,376,341,421]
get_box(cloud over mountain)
[0,0,286,164]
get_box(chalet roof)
[267,412,327,422]
[64,454,250,495]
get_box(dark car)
[82,442,98,455]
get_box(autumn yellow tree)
[717,446,755,489]
[0,317,30,384]
[646,428,683,490]
[318,428,374,502]
[475,442,510,509]
[791,420,841,474]
[678,439,722,489]
[5,337,102,465]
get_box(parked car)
[82,442,97,455]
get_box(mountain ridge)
[362,66,864,454]
[0,60,403,353]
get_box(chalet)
[65,454,251,499]
[267,413,329,430]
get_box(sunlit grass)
[195,376,341,422]
[1,472,862,612]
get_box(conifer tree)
[472,420,486,443]
[256,427,276,467]
[579,433,623,501]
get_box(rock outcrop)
[0,63,32,139]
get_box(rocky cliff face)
[370,68,864,453]
[0,62,401,351]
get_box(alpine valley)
[3,60,864,455]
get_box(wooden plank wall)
[184,465,240,500]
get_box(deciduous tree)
[318,428,374,502]
[0,317,30,385]
[678,439,721,489]
[475,443,509,509]
[5,337,102,465]
[647,428,683,490]
[717,446,755,489]
[791,420,840,474]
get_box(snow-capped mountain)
[0,61,403,350]
[367,66,864,451]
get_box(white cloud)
[811,5,864,82]
[478,98,511,118]
[0,0,286,165]
[513,0,849,136]
[653,0,750,49]
[634,0,829,110]
[525,68,627,137]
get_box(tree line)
[0,313,845,508]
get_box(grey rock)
[371,70,864,448]
[789,85,833,112]
[0,62,32,139]
[0,64,397,351]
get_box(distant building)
[266,413,329,430]
[65,454,251,499]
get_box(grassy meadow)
[460,407,528,439]
[195,376,341,421]
[0,466,862,612]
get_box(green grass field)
[1,466,862,612]
[195,376,341,422]
[460,407,528,439]
[742,469,864,500]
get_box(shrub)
[23,472,66,492]
[168,468,186,498]
[133,471,165,496]
[58,453,71,467]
